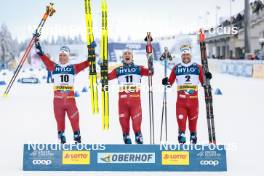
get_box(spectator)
[46,53,53,83]
[251,0,264,15]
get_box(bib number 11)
[125,75,133,83]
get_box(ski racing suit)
[168,62,204,134]
[39,54,89,133]
[108,63,151,136]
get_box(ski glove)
[162,77,169,86]
[33,30,41,38]
[205,72,212,79]
[35,38,44,56]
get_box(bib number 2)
[185,75,191,82]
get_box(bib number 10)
[60,75,69,83]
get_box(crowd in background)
[250,0,264,15]
[218,0,264,30]
[220,13,244,29]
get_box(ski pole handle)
[199,29,205,42]
[36,3,56,37]
[43,3,56,20]
[47,3,56,16]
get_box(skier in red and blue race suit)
[108,49,153,144]
[34,38,90,144]
[162,45,212,144]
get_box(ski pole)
[3,3,55,97]
[164,52,168,142]
[160,47,169,142]
[145,32,155,144]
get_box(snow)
[0,52,264,175]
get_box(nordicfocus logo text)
[98,153,155,164]
[200,160,219,166]
[32,160,52,165]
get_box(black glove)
[33,31,41,38]
[35,38,44,56]
[162,77,169,85]
[205,72,212,79]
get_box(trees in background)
[0,24,19,70]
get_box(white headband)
[59,50,70,56]
[180,46,191,55]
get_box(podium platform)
[23,144,227,171]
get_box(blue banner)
[108,42,161,62]
[23,144,227,172]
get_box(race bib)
[52,64,75,91]
[175,63,201,94]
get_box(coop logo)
[97,153,155,164]
[62,151,90,165]
[200,160,219,167]
[162,151,189,165]
[32,160,52,165]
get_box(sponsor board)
[97,153,155,164]
[209,59,259,78]
[23,144,227,171]
[161,151,189,165]
[62,151,90,165]
[242,64,253,77]
[253,64,264,79]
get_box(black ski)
[199,30,216,144]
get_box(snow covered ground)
[0,53,264,176]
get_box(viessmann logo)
[162,151,189,165]
[62,151,90,165]
[98,153,155,164]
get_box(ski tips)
[199,28,205,42]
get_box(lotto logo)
[62,151,90,165]
[161,151,189,165]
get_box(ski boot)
[58,131,66,144]
[135,131,143,144]
[123,134,132,144]
[74,131,81,144]
[190,132,197,144]
[178,131,186,144]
